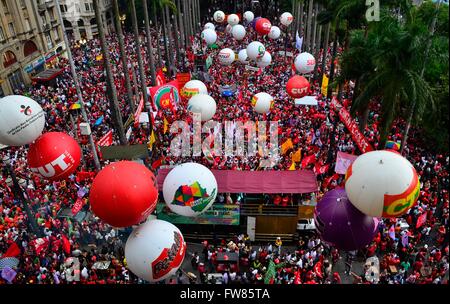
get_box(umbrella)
[69,103,81,110]
[0,257,19,271]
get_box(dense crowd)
[0,20,448,284]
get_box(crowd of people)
[0,16,448,284]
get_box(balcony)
[38,3,46,12]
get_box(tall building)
[0,0,66,96]
[59,0,114,41]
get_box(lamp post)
[2,155,42,237]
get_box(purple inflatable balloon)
[314,188,377,251]
[251,17,262,29]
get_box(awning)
[156,169,318,194]
[31,68,64,82]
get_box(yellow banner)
[321,75,329,97]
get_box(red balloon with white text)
[27,132,81,181]
[255,18,272,35]
[286,75,310,98]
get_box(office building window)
[49,8,55,20]
[60,5,67,13]
[0,26,5,41]
[25,18,31,32]
[85,2,90,11]
[8,23,15,37]
[20,0,26,8]
[45,32,53,49]
[2,0,8,13]
[53,28,59,41]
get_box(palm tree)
[93,0,127,145]
[151,1,164,68]
[353,15,434,148]
[130,0,152,116]
[112,0,135,113]
[142,0,157,87]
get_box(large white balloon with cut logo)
[246,41,265,60]
[187,94,217,121]
[201,28,217,45]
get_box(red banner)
[156,69,166,86]
[176,73,191,89]
[72,198,84,215]
[97,130,113,147]
[134,97,144,124]
[416,212,427,228]
[330,97,374,153]
[30,238,49,255]
[149,80,180,111]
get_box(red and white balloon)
[280,12,294,26]
[286,75,310,98]
[27,132,81,181]
[255,18,272,35]
[294,52,316,74]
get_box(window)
[23,40,38,57]
[90,3,94,11]
[49,8,55,20]
[2,0,8,14]
[20,0,26,8]
[53,28,59,41]
[60,5,67,13]
[45,32,53,49]
[0,26,5,41]
[3,50,17,68]
[76,4,80,13]
[8,23,15,37]
[24,18,31,32]
[84,2,90,11]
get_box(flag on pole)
[296,31,303,51]
[163,117,169,134]
[148,130,157,151]
[281,138,294,155]
[416,212,427,228]
[61,235,71,255]
[97,130,113,147]
[2,242,20,258]
[292,148,302,163]
[288,162,296,170]
[301,154,316,169]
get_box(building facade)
[59,0,114,41]
[0,0,66,96]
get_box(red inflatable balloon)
[255,18,272,35]
[89,161,158,228]
[27,132,81,181]
[286,75,310,98]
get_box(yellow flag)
[163,117,169,134]
[281,138,293,155]
[148,130,156,150]
[292,148,302,163]
[321,74,329,97]
[288,162,296,171]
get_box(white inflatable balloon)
[201,28,217,45]
[125,219,186,282]
[213,10,225,23]
[163,162,218,217]
[256,51,272,68]
[181,80,208,98]
[280,12,294,26]
[294,52,316,74]
[251,92,274,114]
[238,49,249,64]
[227,14,240,26]
[0,95,45,146]
[246,41,266,60]
[218,48,235,66]
[268,26,281,39]
[204,22,215,30]
[243,11,255,23]
[232,24,246,40]
[187,94,217,121]
[345,150,421,218]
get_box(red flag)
[97,130,113,147]
[314,164,330,175]
[151,157,165,170]
[301,154,316,169]
[156,69,166,86]
[416,213,427,228]
[323,173,339,189]
[72,198,84,215]
[61,235,71,255]
[3,242,21,258]
[31,238,50,255]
